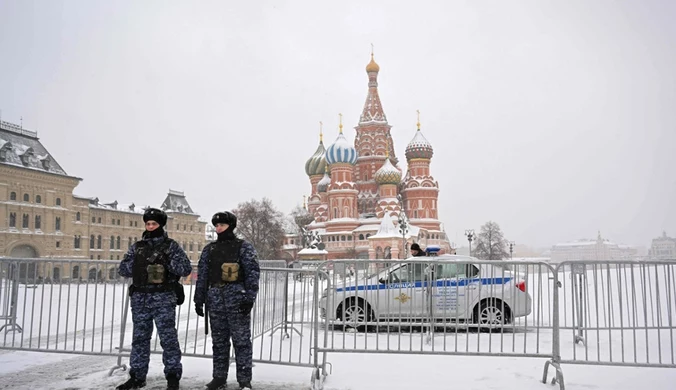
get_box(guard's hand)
[195,304,204,317]
[239,301,254,315]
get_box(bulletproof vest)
[132,239,173,287]
[208,239,244,285]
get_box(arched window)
[189,242,194,251]
[76,212,81,221]
[97,235,102,249]
[72,265,80,280]
[35,195,42,203]
[55,217,61,231]
[74,235,81,249]
[90,235,95,249]
[128,237,132,249]
[9,213,16,227]
[359,234,364,240]
[56,198,61,206]
[110,236,115,249]
[10,192,16,201]
[34,215,41,229]
[23,193,29,202]
[22,214,29,228]
[116,236,121,249]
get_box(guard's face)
[215,223,230,233]
[145,221,160,231]
[411,249,419,256]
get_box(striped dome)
[405,129,434,160]
[326,133,357,165]
[317,171,331,192]
[374,158,401,185]
[304,141,327,177]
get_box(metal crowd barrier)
[0,257,329,390]
[316,259,562,386]
[555,260,676,369]
[3,256,676,390]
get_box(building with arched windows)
[0,120,206,281]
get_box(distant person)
[116,208,192,390]
[410,243,426,257]
[194,211,260,390]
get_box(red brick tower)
[353,51,398,216]
[401,112,441,231]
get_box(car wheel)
[474,300,511,327]
[339,299,371,329]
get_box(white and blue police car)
[319,254,532,328]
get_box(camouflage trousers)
[129,292,182,380]
[208,287,253,382]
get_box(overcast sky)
[1,0,674,249]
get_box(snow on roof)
[371,212,400,238]
[353,224,380,232]
[0,121,71,177]
[298,247,328,255]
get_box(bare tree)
[233,198,286,260]
[473,221,510,260]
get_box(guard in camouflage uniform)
[116,208,192,390]
[194,211,260,390]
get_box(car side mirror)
[379,277,387,284]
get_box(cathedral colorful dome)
[366,53,380,73]
[317,171,331,192]
[374,158,401,185]
[405,129,434,160]
[304,140,326,177]
[326,120,358,165]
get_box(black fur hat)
[143,208,167,227]
[212,211,237,228]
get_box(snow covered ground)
[1,347,676,389]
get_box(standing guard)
[194,211,260,390]
[116,208,192,390]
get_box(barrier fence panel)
[315,258,562,386]
[114,263,328,389]
[555,260,676,368]
[0,258,131,374]
[0,260,22,334]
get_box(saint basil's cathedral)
[297,53,453,260]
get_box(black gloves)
[195,303,204,317]
[239,299,254,315]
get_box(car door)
[377,262,427,321]
[432,263,481,321]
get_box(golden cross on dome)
[338,113,343,134]
[416,110,421,131]
[319,121,323,142]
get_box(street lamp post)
[397,194,409,259]
[465,229,475,257]
[509,241,515,260]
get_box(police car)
[319,254,532,328]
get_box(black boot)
[116,376,146,390]
[167,374,180,390]
[239,381,252,389]
[205,377,227,390]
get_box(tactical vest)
[208,239,244,285]
[132,239,173,287]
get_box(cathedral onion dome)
[304,141,326,177]
[366,53,380,73]
[325,114,357,165]
[405,129,434,160]
[375,158,401,185]
[317,171,331,192]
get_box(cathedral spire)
[360,50,387,124]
